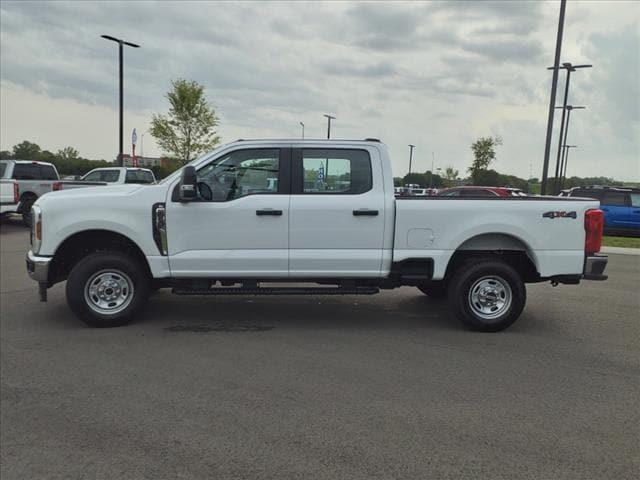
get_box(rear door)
[600,191,628,230]
[288,147,385,277]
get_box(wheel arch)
[445,232,540,282]
[49,229,151,285]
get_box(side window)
[125,170,155,184]
[12,164,39,180]
[602,191,626,206]
[197,149,280,202]
[82,171,101,182]
[101,170,121,182]
[301,149,371,194]
[41,165,58,180]
[630,193,640,207]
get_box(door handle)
[353,209,379,216]
[256,209,283,216]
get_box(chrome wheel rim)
[84,269,134,315]
[468,276,512,321]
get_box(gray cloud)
[1,1,638,181]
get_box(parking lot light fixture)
[101,35,140,167]
[299,122,305,139]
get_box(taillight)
[585,209,604,254]
[13,182,19,203]
[52,182,62,191]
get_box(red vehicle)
[438,186,527,197]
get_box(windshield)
[157,143,234,185]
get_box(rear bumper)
[583,254,608,281]
[26,250,52,283]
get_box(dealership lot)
[1,217,638,479]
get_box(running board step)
[172,286,380,296]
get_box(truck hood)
[35,184,145,207]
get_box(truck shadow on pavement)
[138,290,470,333]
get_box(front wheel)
[448,259,526,332]
[66,252,150,327]
[20,196,36,227]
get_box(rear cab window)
[12,164,41,180]
[0,162,8,178]
[298,149,372,194]
[125,170,155,184]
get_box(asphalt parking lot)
[1,216,638,480]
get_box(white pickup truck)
[26,139,608,331]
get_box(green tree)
[57,146,80,161]
[12,140,41,160]
[443,166,459,187]
[468,136,502,184]
[150,79,221,165]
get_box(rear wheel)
[448,258,526,332]
[66,252,150,327]
[417,283,447,298]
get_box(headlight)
[31,205,42,254]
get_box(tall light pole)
[299,122,305,139]
[101,34,140,166]
[550,63,592,193]
[540,0,567,195]
[430,151,436,188]
[560,145,577,191]
[556,104,585,193]
[323,114,335,139]
[408,144,415,175]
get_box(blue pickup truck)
[566,186,640,236]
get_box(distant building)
[119,155,168,168]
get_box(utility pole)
[540,0,567,195]
[557,105,585,193]
[408,144,415,175]
[550,64,591,193]
[323,114,335,139]
[101,35,140,166]
[560,145,577,190]
[430,151,436,189]
[299,122,305,139]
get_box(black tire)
[447,258,526,332]
[66,252,150,328]
[417,283,447,298]
[20,196,36,228]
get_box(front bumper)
[583,254,608,281]
[26,250,52,283]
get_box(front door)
[166,147,290,277]
[288,147,386,277]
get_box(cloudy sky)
[1,0,638,181]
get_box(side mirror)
[179,166,198,202]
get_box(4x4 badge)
[542,211,577,219]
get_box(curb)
[601,246,640,256]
